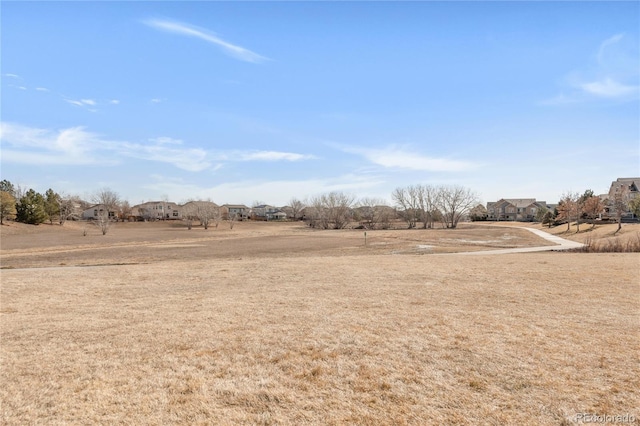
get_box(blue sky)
[1,1,638,207]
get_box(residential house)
[251,204,286,221]
[221,204,250,221]
[604,177,640,219]
[487,199,548,222]
[133,201,182,221]
[81,204,117,220]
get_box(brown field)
[1,221,638,425]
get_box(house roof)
[222,204,249,209]
[609,178,640,194]
[182,200,219,208]
[133,201,180,209]
[499,198,538,208]
[83,203,111,210]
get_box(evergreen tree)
[630,195,640,219]
[0,191,16,224]
[16,189,47,225]
[0,179,15,196]
[44,188,61,224]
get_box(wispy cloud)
[543,33,639,104]
[597,33,624,64]
[581,77,638,98]
[0,122,107,165]
[1,122,317,171]
[235,151,317,162]
[149,136,183,145]
[65,98,98,108]
[143,18,269,64]
[150,98,164,104]
[119,142,211,172]
[3,74,120,107]
[338,144,477,172]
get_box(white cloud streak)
[1,123,317,171]
[120,142,211,172]
[65,99,98,108]
[338,144,477,172]
[235,151,317,162]
[149,136,183,145]
[545,33,639,104]
[143,18,269,64]
[0,122,106,165]
[581,78,638,98]
[597,33,624,64]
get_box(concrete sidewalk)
[448,226,584,255]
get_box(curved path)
[449,226,584,255]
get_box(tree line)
[2,177,638,234]
[299,184,479,230]
[0,179,481,231]
[555,188,640,234]
[0,180,78,226]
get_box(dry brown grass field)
[1,220,638,425]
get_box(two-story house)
[487,199,548,221]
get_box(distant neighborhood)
[1,177,639,230]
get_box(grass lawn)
[1,221,638,424]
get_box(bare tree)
[356,197,392,229]
[417,185,440,229]
[392,186,420,229]
[139,205,156,221]
[583,195,605,229]
[306,196,326,229]
[119,200,132,222]
[556,192,579,232]
[436,185,478,229]
[93,188,120,211]
[91,188,120,235]
[307,192,354,229]
[57,193,81,225]
[289,198,305,221]
[13,183,26,200]
[186,200,220,230]
[324,192,355,229]
[611,185,629,234]
[181,202,198,230]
